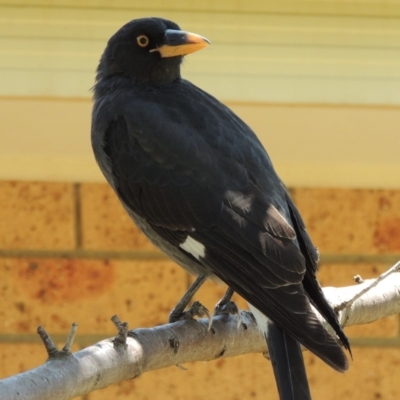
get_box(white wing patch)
[180,236,206,260]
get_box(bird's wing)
[190,194,348,372]
[100,101,347,372]
[285,192,350,351]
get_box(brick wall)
[0,181,399,399]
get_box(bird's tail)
[266,320,312,400]
[249,304,312,400]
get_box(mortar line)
[0,250,398,264]
[0,249,166,260]
[73,183,83,249]
[1,333,400,348]
[398,314,400,338]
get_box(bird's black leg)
[169,274,209,324]
[266,320,312,400]
[214,287,241,328]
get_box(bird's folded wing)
[104,113,306,287]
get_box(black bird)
[91,17,350,399]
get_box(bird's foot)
[168,274,207,322]
[214,300,242,328]
[213,287,241,328]
[169,300,212,330]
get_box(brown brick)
[80,183,158,251]
[0,342,83,399]
[0,342,47,379]
[0,258,186,334]
[0,181,75,250]
[318,263,399,337]
[88,353,277,400]
[305,346,400,399]
[342,314,398,339]
[318,263,388,287]
[292,188,400,254]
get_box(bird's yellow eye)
[137,35,149,47]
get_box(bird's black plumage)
[92,17,350,386]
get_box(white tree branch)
[0,263,399,400]
[320,261,400,332]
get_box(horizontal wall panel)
[1,97,399,188]
[2,8,400,47]
[1,0,400,17]
[3,71,400,104]
[1,5,400,104]
[2,38,400,78]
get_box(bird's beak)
[150,29,210,58]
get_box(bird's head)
[96,17,210,86]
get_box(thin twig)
[37,325,59,359]
[62,323,78,353]
[336,261,400,311]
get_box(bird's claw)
[169,300,212,331]
[214,300,242,329]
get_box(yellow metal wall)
[1,1,400,186]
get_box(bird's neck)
[140,66,181,87]
[93,73,182,101]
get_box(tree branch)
[0,263,399,400]
[321,261,400,331]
